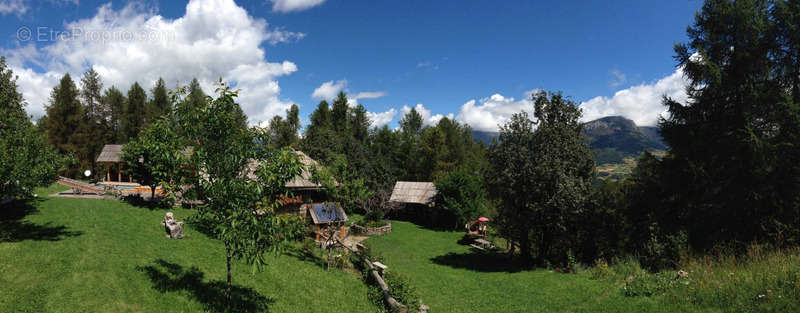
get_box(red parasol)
[477,217,489,222]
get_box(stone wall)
[351,222,392,236]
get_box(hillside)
[472,116,667,165]
[582,116,667,164]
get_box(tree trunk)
[151,185,156,200]
[520,235,532,262]
[225,244,232,310]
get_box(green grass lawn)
[365,221,709,313]
[0,186,377,313]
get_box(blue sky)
[0,0,702,131]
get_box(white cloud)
[311,79,346,101]
[367,108,397,127]
[0,0,27,15]
[311,79,386,108]
[352,91,386,100]
[401,103,453,126]
[270,0,325,13]
[416,61,439,71]
[580,68,689,126]
[455,92,535,132]
[264,27,306,45]
[9,0,300,125]
[453,68,689,132]
[609,69,626,87]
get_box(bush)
[589,258,611,280]
[383,271,421,312]
[624,271,687,297]
[365,271,421,313]
[358,243,421,312]
[434,167,488,229]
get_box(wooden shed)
[306,202,349,240]
[96,144,131,182]
[389,181,438,206]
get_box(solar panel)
[310,203,346,224]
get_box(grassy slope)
[366,221,706,313]
[0,187,376,313]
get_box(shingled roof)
[389,181,438,205]
[246,151,326,190]
[96,144,124,163]
[95,144,192,163]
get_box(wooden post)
[106,164,110,182]
[117,162,122,182]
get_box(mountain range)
[472,116,667,164]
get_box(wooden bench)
[469,243,486,251]
[474,238,495,249]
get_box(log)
[333,237,408,313]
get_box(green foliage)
[78,68,114,177]
[178,80,307,309]
[488,91,594,263]
[121,117,186,201]
[121,82,147,142]
[434,167,488,229]
[624,271,687,297]
[103,86,126,142]
[634,0,800,256]
[40,73,84,177]
[383,270,421,312]
[312,154,372,214]
[265,104,300,149]
[0,57,64,199]
[148,78,170,124]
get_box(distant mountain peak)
[471,115,667,164]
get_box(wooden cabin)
[389,181,442,226]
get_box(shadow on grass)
[121,195,172,210]
[0,200,82,242]
[137,259,274,313]
[285,245,327,269]
[430,250,534,273]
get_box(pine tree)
[148,77,170,124]
[302,100,336,163]
[330,91,350,136]
[80,68,103,118]
[121,82,147,142]
[350,104,370,144]
[41,74,84,177]
[397,108,424,180]
[104,86,126,143]
[79,68,109,176]
[267,104,300,149]
[646,0,800,250]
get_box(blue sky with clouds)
[0,0,702,131]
